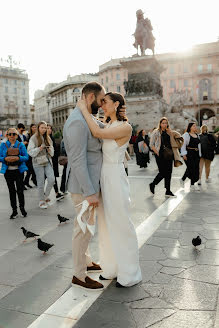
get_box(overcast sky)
[1,0,219,102]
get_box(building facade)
[0,65,30,134]
[34,83,58,124]
[49,74,99,134]
[99,58,128,95]
[98,41,219,130]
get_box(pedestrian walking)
[47,124,64,200]
[128,133,136,157]
[180,122,201,191]
[198,125,216,185]
[137,130,150,168]
[0,128,28,219]
[27,121,55,209]
[17,123,28,190]
[149,117,183,197]
[59,139,68,194]
[24,124,37,188]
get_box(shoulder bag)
[5,142,20,166]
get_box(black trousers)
[4,169,25,211]
[24,158,37,185]
[53,177,59,194]
[153,154,173,191]
[182,150,200,185]
[60,164,67,193]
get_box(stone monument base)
[126,95,167,131]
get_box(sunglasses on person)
[8,133,17,136]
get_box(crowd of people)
[0,122,67,218]
[130,119,218,196]
[0,81,218,291]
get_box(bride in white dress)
[78,92,142,287]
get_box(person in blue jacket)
[0,128,29,219]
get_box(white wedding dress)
[98,120,142,287]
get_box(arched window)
[73,88,80,93]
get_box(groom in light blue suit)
[63,82,106,290]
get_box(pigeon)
[57,214,69,224]
[21,227,39,242]
[37,239,54,254]
[192,236,202,248]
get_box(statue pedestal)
[126,95,167,131]
[120,55,167,131]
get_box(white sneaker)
[195,185,200,191]
[198,179,202,185]
[39,201,47,209]
[190,185,195,191]
[180,179,184,188]
[206,178,211,183]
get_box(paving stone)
[181,223,204,232]
[204,223,219,231]
[130,297,174,309]
[206,240,219,250]
[131,308,176,328]
[163,247,198,261]
[200,230,219,240]
[202,217,219,224]
[73,299,136,328]
[159,222,182,230]
[179,231,206,246]
[197,249,219,265]
[147,310,214,328]
[0,308,37,328]
[178,264,219,284]
[174,217,204,225]
[160,267,185,275]
[0,267,71,315]
[0,285,15,300]
[139,261,162,283]
[140,245,167,261]
[150,272,173,284]
[158,259,196,268]
[100,281,149,302]
[147,237,181,248]
[142,283,163,297]
[153,229,180,239]
[161,277,218,310]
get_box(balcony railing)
[197,70,213,75]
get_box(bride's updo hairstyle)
[105,92,127,123]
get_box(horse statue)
[133,9,155,56]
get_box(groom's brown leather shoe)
[72,276,104,290]
[87,262,102,272]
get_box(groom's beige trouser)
[71,192,100,281]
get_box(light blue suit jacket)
[63,107,103,197]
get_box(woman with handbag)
[0,128,28,219]
[149,117,183,198]
[27,121,55,209]
[181,122,201,191]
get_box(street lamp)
[46,94,51,123]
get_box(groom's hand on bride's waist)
[86,195,99,207]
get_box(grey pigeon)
[37,238,54,254]
[57,214,69,224]
[21,227,39,242]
